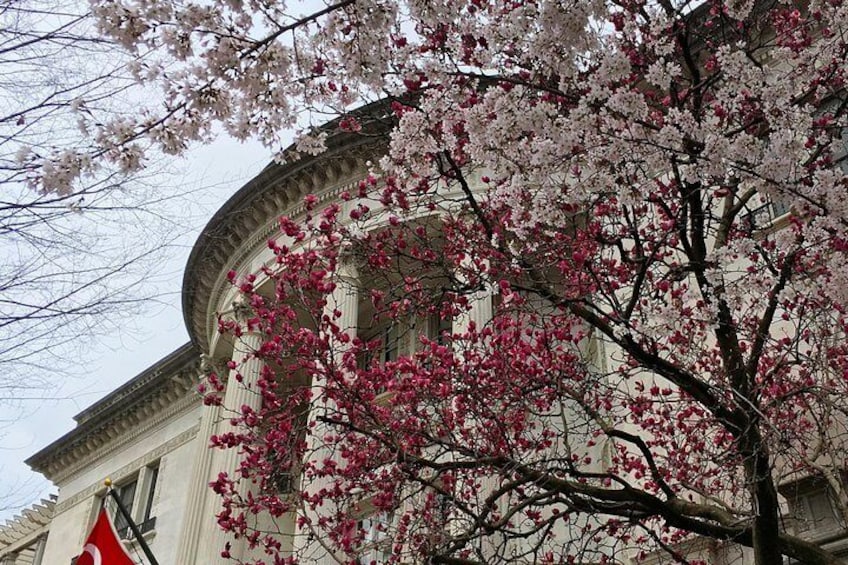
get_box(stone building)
[0,109,845,564]
[0,124,387,565]
[8,344,202,565]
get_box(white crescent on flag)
[82,543,102,565]
[77,509,135,565]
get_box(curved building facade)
[5,111,392,565]
[4,104,848,565]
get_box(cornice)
[0,497,53,555]
[53,423,200,516]
[203,164,372,353]
[26,344,202,482]
[74,343,197,425]
[182,102,394,352]
[45,391,200,485]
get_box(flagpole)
[104,478,160,565]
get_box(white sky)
[0,133,270,521]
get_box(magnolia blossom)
[88,1,848,564]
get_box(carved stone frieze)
[26,344,202,483]
[53,423,200,516]
[182,115,390,352]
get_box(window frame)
[102,461,160,540]
[355,509,394,565]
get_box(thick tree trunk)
[752,511,784,565]
[744,429,785,564]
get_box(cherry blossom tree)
[0,1,183,405]
[92,0,848,563]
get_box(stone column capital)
[231,297,254,324]
[334,256,360,285]
[199,353,225,377]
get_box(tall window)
[818,97,848,174]
[793,488,843,537]
[425,312,452,346]
[110,479,137,535]
[142,466,158,525]
[361,322,404,368]
[742,196,791,232]
[103,462,159,539]
[357,511,393,565]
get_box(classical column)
[292,260,359,560]
[1,551,18,565]
[451,279,502,559]
[220,328,265,562]
[175,356,223,565]
[196,313,266,564]
[327,260,360,352]
[451,273,493,336]
[466,289,492,329]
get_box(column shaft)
[175,401,221,565]
[199,332,265,564]
[292,261,359,560]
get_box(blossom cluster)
[89,0,848,563]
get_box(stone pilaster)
[31,535,46,565]
[292,260,359,560]
[196,325,265,564]
[175,357,223,565]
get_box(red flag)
[76,509,136,565]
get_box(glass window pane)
[113,479,137,535]
[143,467,159,521]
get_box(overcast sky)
[0,134,270,522]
